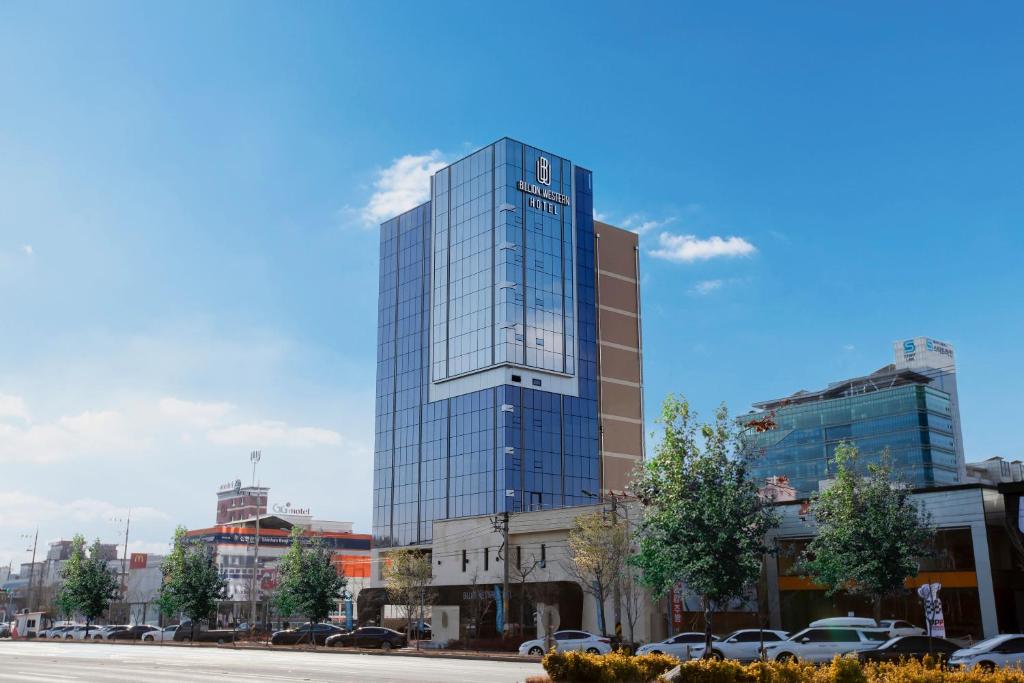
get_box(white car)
[66,625,98,640]
[142,625,178,642]
[518,630,612,656]
[688,629,790,662]
[763,626,889,663]
[88,625,127,640]
[635,632,719,659]
[810,617,878,628]
[878,620,926,637]
[949,634,1024,670]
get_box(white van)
[764,626,889,663]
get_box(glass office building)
[743,367,960,497]
[373,138,643,548]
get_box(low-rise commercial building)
[765,483,1024,639]
[186,484,371,627]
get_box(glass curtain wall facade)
[744,384,959,497]
[374,138,599,548]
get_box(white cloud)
[691,279,724,295]
[22,245,33,256]
[649,232,756,263]
[593,209,608,222]
[0,491,169,529]
[0,408,147,463]
[159,397,234,426]
[843,344,856,352]
[360,151,448,227]
[621,214,675,236]
[0,393,29,421]
[206,420,343,448]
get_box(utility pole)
[22,529,38,612]
[111,510,132,622]
[501,510,510,639]
[248,449,262,630]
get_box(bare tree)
[620,561,644,649]
[511,548,544,637]
[465,573,494,646]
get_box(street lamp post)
[249,450,262,631]
[21,530,38,612]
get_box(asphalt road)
[0,641,545,682]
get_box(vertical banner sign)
[494,585,504,634]
[917,582,945,637]
[671,583,685,631]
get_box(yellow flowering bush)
[542,652,1024,683]
[542,649,680,682]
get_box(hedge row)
[670,658,1024,683]
[541,653,1024,683]
[542,650,679,682]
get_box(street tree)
[58,535,120,638]
[800,442,935,621]
[383,548,433,640]
[465,573,495,646]
[630,394,780,655]
[511,547,544,637]
[158,526,227,633]
[566,510,629,637]
[274,528,347,647]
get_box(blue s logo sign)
[903,340,916,354]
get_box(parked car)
[949,634,1024,670]
[173,622,238,643]
[269,622,347,646]
[763,626,889,662]
[809,617,878,628]
[519,630,613,656]
[88,625,128,640]
[688,629,790,661]
[66,625,99,640]
[879,620,926,637]
[44,625,74,639]
[857,636,960,663]
[326,627,407,650]
[109,625,160,641]
[0,624,10,639]
[142,625,178,642]
[635,632,720,658]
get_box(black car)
[270,623,347,646]
[108,625,160,641]
[857,636,961,663]
[326,627,407,650]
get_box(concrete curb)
[4,637,541,664]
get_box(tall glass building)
[373,138,644,547]
[742,366,961,497]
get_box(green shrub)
[543,649,679,683]
[670,658,1024,683]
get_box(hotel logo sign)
[536,156,551,185]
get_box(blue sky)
[1,2,1021,567]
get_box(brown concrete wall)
[595,222,639,279]
[597,274,638,313]
[602,419,643,456]
[599,345,641,384]
[599,310,640,349]
[594,222,644,495]
[603,455,642,494]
